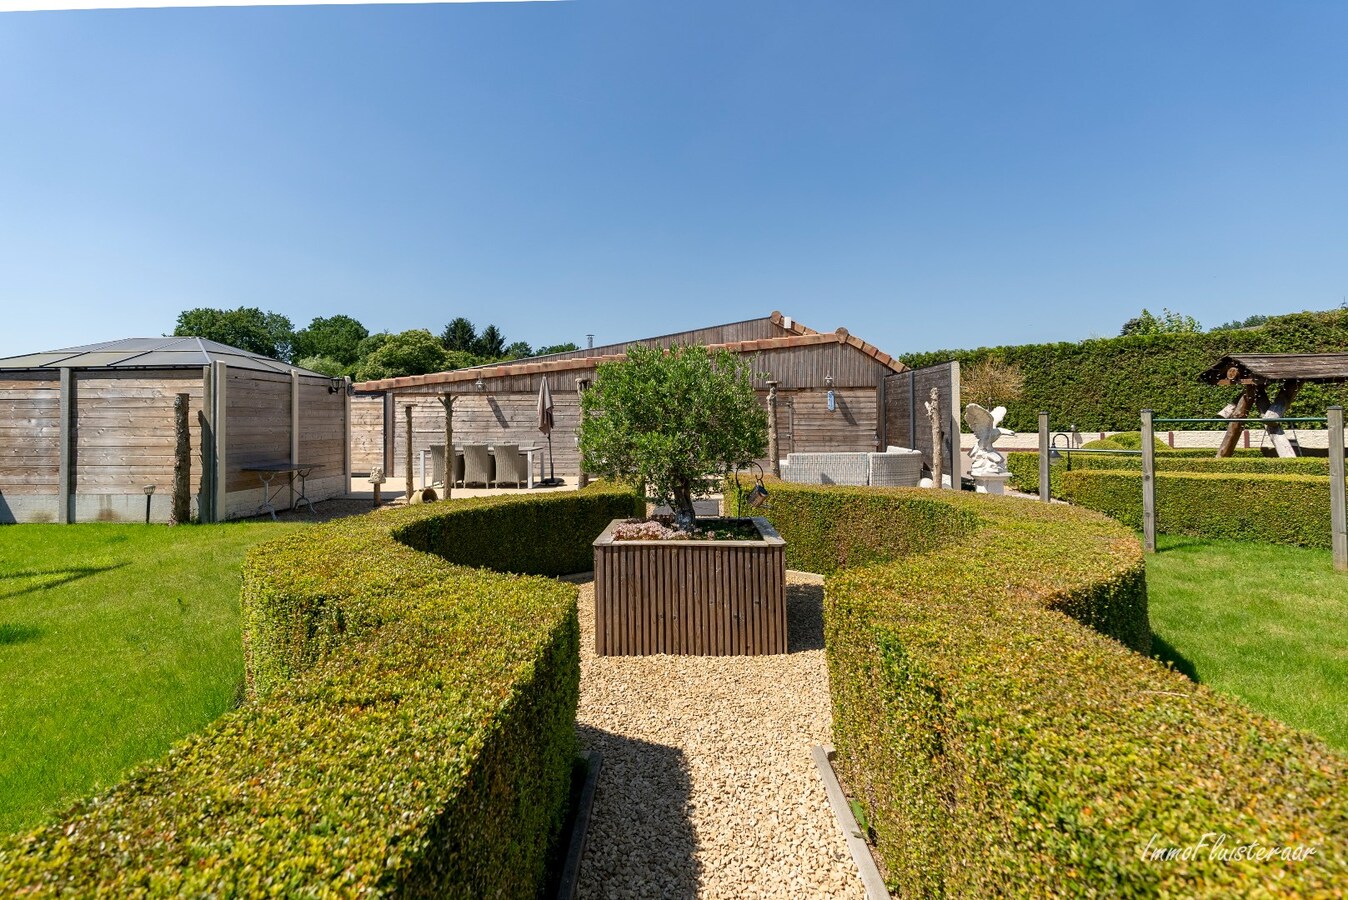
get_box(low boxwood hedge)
[1009,449,1341,497]
[742,479,1348,896]
[1057,469,1334,548]
[0,484,643,897]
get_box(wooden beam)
[947,361,961,490]
[440,393,454,500]
[212,361,228,522]
[405,403,414,500]
[766,381,780,477]
[1255,380,1303,458]
[1038,411,1050,502]
[290,371,300,511]
[1216,385,1256,458]
[58,367,72,524]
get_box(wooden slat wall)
[297,377,345,477]
[73,372,203,495]
[0,372,60,495]
[780,387,879,454]
[350,395,385,474]
[225,370,292,493]
[884,362,961,477]
[593,539,787,656]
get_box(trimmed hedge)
[901,308,1348,432]
[0,485,643,897]
[746,480,1348,896]
[1058,469,1335,548]
[1008,449,1341,497]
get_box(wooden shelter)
[1200,353,1348,457]
[351,312,954,484]
[0,337,351,523]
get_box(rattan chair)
[463,444,494,488]
[492,443,529,488]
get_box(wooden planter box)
[593,517,787,656]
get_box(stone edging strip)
[812,744,889,900]
[555,749,603,900]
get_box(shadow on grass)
[575,724,699,900]
[0,564,125,600]
[0,623,42,646]
[1152,633,1200,682]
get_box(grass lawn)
[1147,534,1348,750]
[0,522,302,833]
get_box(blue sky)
[1,0,1345,359]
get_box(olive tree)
[580,345,767,531]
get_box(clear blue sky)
[1,0,1345,359]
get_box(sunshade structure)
[0,337,351,523]
[1198,353,1348,457]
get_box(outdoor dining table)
[241,462,322,520]
[421,445,544,489]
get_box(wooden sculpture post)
[925,388,943,486]
[173,393,191,523]
[766,380,780,478]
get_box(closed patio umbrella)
[537,377,563,485]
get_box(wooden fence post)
[1038,411,1050,503]
[173,393,191,524]
[58,368,73,523]
[766,381,780,477]
[440,394,454,500]
[1329,405,1346,572]
[1141,409,1156,553]
[405,403,414,501]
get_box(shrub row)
[0,484,643,897]
[1056,469,1335,548]
[751,480,1348,896]
[1007,449,1340,497]
[901,308,1348,432]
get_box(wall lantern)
[474,374,485,390]
[825,374,836,413]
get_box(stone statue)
[965,404,1014,476]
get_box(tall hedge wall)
[1057,469,1334,548]
[901,308,1348,432]
[0,485,643,897]
[1007,449,1343,497]
[747,480,1348,896]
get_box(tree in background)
[504,341,533,359]
[294,355,348,377]
[292,315,369,366]
[536,342,581,355]
[440,318,477,353]
[474,324,506,359]
[580,345,767,531]
[174,307,295,361]
[353,330,451,382]
[1120,308,1202,336]
[1211,314,1270,331]
[960,358,1024,410]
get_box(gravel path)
[575,574,865,900]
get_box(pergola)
[1199,352,1348,457]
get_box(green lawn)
[0,522,302,833]
[1147,535,1348,750]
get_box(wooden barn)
[0,337,351,524]
[352,311,961,484]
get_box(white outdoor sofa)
[779,447,923,487]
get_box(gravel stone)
[575,575,866,899]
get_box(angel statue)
[964,404,1014,476]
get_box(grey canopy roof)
[0,337,329,377]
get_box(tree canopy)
[1120,308,1201,336]
[580,345,767,530]
[173,307,295,361]
[292,315,369,366]
[353,330,452,382]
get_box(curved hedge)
[746,480,1348,896]
[0,485,643,897]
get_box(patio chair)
[492,443,529,488]
[463,444,494,488]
